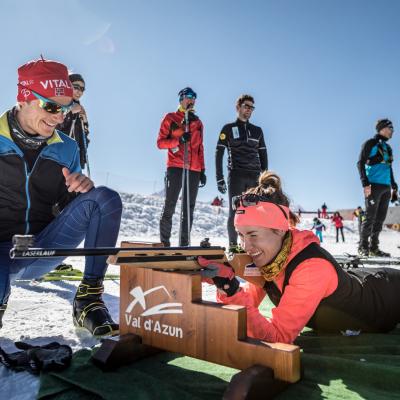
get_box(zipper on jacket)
[23,155,41,234]
[23,161,31,234]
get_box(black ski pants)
[336,227,345,242]
[227,169,260,246]
[160,167,200,247]
[360,183,391,250]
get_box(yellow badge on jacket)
[219,133,226,140]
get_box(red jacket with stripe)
[157,109,205,172]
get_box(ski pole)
[185,110,191,246]
[69,117,77,140]
[178,108,191,246]
[79,117,91,178]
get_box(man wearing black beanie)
[357,119,398,256]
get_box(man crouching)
[0,57,122,336]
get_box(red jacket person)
[157,87,206,246]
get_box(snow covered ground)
[1,192,400,399]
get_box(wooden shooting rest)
[94,241,301,399]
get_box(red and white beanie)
[17,57,73,102]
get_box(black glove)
[198,258,239,297]
[180,131,191,143]
[199,170,207,187]
[211,275,240,297]
[0,341,72,375]
[170,121,181,132]
[217,179,227,194]
[391,189,398,203]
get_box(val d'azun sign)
[114,241,300,393]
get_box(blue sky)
[1,0,400,210]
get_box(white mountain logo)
[125,285,183,316]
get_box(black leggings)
[336,227,345,242]
[360,184,391,249]
[159,167,200,246]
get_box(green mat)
[38,298,400,400]
[39,268,119,282]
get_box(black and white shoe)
[73,279,119,337]
[358,247,369,257]
[369,248,391,257]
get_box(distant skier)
[331,212,345,243]
[157,87,206,247]
[353,206,366,239]
[211,196,222,207]
[321,203,328,218]
[311,217,326,243]
[357,119,398,256]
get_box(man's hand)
[170,121,184,138]
[363,185,371,198]
[79,105,88,124]
[391,189,398,203]
[180,132,191,143]
[217,179,227,194]
[62,168,94,193]
[199,170,207,188]
[71,103,82,115]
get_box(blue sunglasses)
[31,90,73,116]
[180,93,197,101]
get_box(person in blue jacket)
[311,217,326,243]
[0,57,122,336]
[357,119,398,257]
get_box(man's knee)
[92,186,121,205]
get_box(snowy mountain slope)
[119,192,229,245]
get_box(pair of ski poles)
[178,108,192,246]
[69,115,91,178]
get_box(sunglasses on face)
[31,90,74,116]
[232,193,288,218]
[242,103,255,111]
[73,84,85,92]
[183,94,196,100]
[232,193,270,211]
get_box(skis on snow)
[333,253,400,268]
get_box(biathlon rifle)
[9,235,265,286]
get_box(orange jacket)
[218,229,338,344]
[157,109,205,172]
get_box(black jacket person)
[215,94,267,250]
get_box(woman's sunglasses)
[31,90,74,116]
[73,84,85,92]
[232,194,270,210]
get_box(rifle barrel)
[10,246,225,259]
